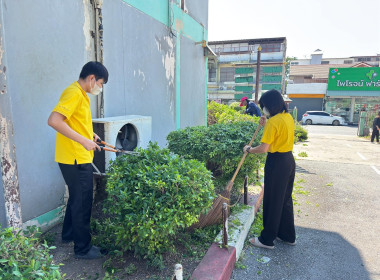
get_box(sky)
[208,0,380,59]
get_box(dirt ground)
[46,198,218,280]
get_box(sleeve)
[255,104,261,116]
[52,89,81,120]
[260,120,276,145]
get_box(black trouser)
[371,128,379,142]
[59,162,93,255]
[259,151,296,246]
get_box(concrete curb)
[191,185,264,280]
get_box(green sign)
[235,68,254,74]
[235,86,253,92]
[262,75,282,82]
[234,94,252,100]
[235,76,254,83]
[262,84,281,91]
[262,66,282,73]
[327,67,380,91]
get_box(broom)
[190,123,262,229]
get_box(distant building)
[287,50,380,123]
[207,37,287,103]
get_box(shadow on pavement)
[232,226,371,280]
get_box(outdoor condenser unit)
[92,115,152,174]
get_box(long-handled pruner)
[93,136,139,155]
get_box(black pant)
[59,162,93,255]
[371,128,379,142]
[259,152,296,246]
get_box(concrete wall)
[2,0,93,222]
[289,98,324,121]
[102,0,177,146]
[0,173,6,227]
[180,35,206,128]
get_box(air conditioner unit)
[219,86,224,90]
[92,115,152,174]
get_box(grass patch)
[298,152,308,157]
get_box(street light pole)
[255,45,262,103]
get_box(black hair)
[79,61,109,84]
[258,89,287,117]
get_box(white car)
[302,111,346,126]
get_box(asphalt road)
[231,125,380,280]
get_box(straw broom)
[190,124,262,229]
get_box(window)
[321,61,330,65]
[290,62,299,65]
[358,57,371,62]
[208,67,216,82]
[261,43,281,53]
[220,67,235,83]
[344,60,353,64]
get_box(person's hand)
[259,116,267,126]
[93,133,100,142]
[82,138,101,151]
[243,145,251,154]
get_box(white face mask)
[89,79,102,96]
[263,107,270,116]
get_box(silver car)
[302,111,346,126]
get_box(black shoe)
[75,245,104,259]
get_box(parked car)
[302,111,346,126]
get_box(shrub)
[294,123,308,142]
[0,226,62,279]
[207,102,258,125]
[101,143,215,258]
[167,122,266,194]
[229,102,245,112]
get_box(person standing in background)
[371,111,380,144]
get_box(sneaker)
[75,245,104,259]
[276,237,296,246]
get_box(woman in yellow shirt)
[244,89,296,249]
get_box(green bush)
[207,101,258,125]
[294,123,308,142]
[229,102,245,112]
[0,226,62,279]
[102,142,215,258]
[167,122,266,194]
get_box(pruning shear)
[93,136,139,155]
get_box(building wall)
[0,173,6,227]
[1,0,208,228]
[180,36,206,128]
[287,83,327,94]
[2,0,91,222]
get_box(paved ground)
[231,125,380,280]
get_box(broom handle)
[230,124,262,184]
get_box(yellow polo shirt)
[53,81,94,164]
[261,112,294,153]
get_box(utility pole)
[255,45,262,103]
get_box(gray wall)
[3,0,93,221]
[289,98,324,121]
[180,35,206,128]
[185,0,208,30]
[103,0,177,146]
[0,169,6,226]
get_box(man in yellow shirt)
[48,61,108,259]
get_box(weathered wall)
[180,35,206,128]
[2,0,93,222]
[0,169,6,227]
[102,0,177,146]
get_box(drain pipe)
[92,0,104,118]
